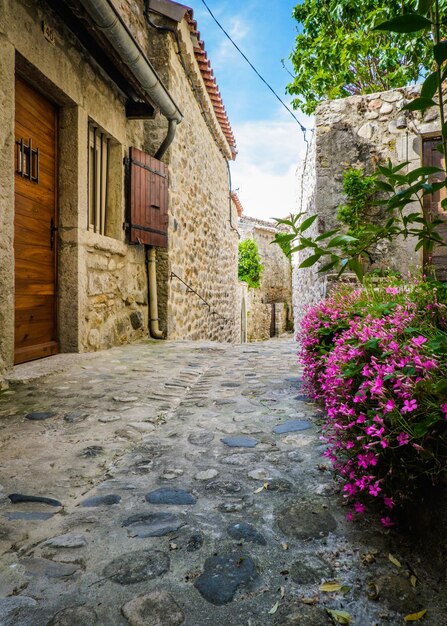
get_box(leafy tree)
[238,239,263,288]
[287,0,435,115]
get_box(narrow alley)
[0,338,445,625]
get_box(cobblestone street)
[0,338,446,625]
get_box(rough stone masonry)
[0,338,446,625]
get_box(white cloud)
[230,116,312,221]
[212,16,250,69]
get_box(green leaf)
[375,180,395,192]
[407,166,444,182]
[434,379,447,395]
[326,609,353,624]
[347,258,364,282]
[403,97,437,112]
[318,259,339,273]
[299,214,318,232]
[421,71,438,99]
[417,0,434,14]
[404,609,427,622]
[315,228,340,241]
[299,253,323,268]
[434,40,447,65]
[365,338,380,350]
[327,234,359,248]
[268,601,279,615]
[374,14,432,33]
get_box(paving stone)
[21,557,79,578]
[129,421,156,433]
[194,469,218,481]
[217,424,239,434]
[194,551,258,605]
[161,469,184,480]
[227,521,266,545]
[6,511,55,521]
[25,411,57,421]
[98,415,121,423]
[375,574,419,613]
[272,420,312,434]
[79,446,104,458]
[113,395,138,402]
[186,533,203,552]
[123,512,186,537]
[81,494,121,507]
[43,533,87,549]
[220,453,258,466]
[205,480,241,495]
[293,395,308,402]
[266,478,293,492]
[103,549,169,585]
[64,412,88,423]
[221,436,258,448]
[0,597,37,623]
[247,468,270,481]
[273,603,332,625]
[290,555,334,584]
[188,432,214,445]
[277,503,337,539]
[217,501,246,513]
[122,590,184,626]
[214,399,237,405]
[146,488,196,505]
[46,606,97,626]
[8,493,62,507]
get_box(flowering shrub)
[299,278,447,526]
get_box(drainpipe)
[147,247,164,339]
[78,0,182,156]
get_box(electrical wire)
[199,0,309,137]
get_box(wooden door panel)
[423,138,447,281]
[14,77,58,364]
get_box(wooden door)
[14,78,58,364]
[422,137,447,281]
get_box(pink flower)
[384,496,394,509]
[383,399,395,413]
[346,512,353,522]
[396,432,409,446]
[401,398,417,413]
[354,502,366,514]
[385,287,399,295]
[411,335,427,347]
[369,481,382,497]
[380,516,394,527]
[441,403,447,418]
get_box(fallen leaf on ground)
[361,552,376,565]
[388,553,402,568]
[280,586,285,599]
[326,609,352,624]
[320,581,343,592]
[410,575,417,588]
[300,596,318,605]
[268,601,279,615]
[253,485,264,494]
[404,609,427,622]
[281,542,288,550]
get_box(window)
[88,122,111,235]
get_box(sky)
[185,0,313,221]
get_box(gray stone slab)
[194,552,258,605]
[277,503,336,539]
[25,411,57,421]
[145,488,196,505]
[272,420,312,434]
[46,606,98,626]
[123,512,185,537]
[188,432,214,446]
[122,590,184,626]
[221,436,258,448]
[81,494,121,507]
[5,511,54,521]
[20,557,79,578]
[42,533,87,549]
[103,549,169,585]
[227,522,266,545]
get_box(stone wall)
[292,85,441,331]
[239,216,292,341]
[0,0,239,380]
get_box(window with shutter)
[128,147,168,248]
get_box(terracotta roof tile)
[231,191,244,217]
[184,9,237,158]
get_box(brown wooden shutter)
[128,147,168,248]
[422,137,447,281]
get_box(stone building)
[0,0,240,379]
[292,85,446,329]
[238,214,292,342]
